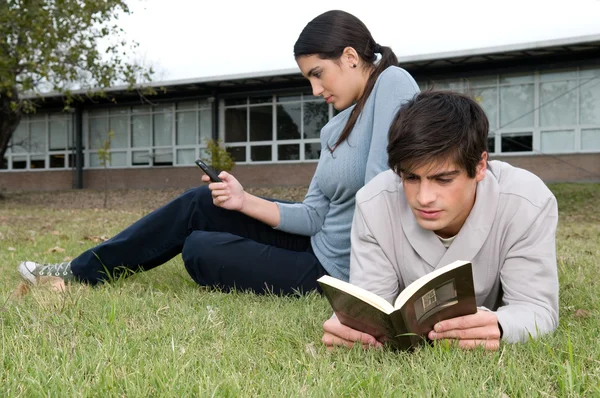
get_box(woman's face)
[296,55,363,110]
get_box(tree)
[96,129,114,209]
[0,0,153,172]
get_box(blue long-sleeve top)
[275,66,419,281]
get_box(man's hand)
[428,309,501,350]
[322,316,383,350]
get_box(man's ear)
[341,46,360,68]
[475,152,488,182]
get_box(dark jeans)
[70,186,327,295]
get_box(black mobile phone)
[195,159,222,182]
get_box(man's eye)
[437,178,453,184]
[403,175,418,181]
[314,72,321,78]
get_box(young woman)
[18,10,419,294]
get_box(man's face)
[401,155,487,238]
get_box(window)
[419,67,600,156]
[223,93,329,164]
[84,99,213,168]
[541,130,575,152]
[501,133,532,153]
[5,113,74,171]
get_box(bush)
[201,139,235,172]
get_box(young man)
[322,91,559,351]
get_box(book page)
[318,275,396,314]
[393,260,470,309]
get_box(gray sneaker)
[18,261,75,285]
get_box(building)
[2,34,600,191]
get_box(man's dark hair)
[387,90,489,178]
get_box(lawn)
[1,184,599,397]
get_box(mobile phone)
[195,159,222,182]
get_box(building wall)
[2,153,598,192]
[3,61,600,191]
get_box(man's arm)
[321,201,400,348]
[495,196,559,342]
[429,196,559,348]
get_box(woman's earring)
[352,64,357,68]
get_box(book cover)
[318,261,477,350]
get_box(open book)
[317,260,477,350]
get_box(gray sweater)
[349,161,559,343]
[275,66,419,280]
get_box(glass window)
[277,103,301,140]
[199,109,212,144]
[430,79,463,91]
[176,111,196,145]
[473,87,498,129]
[500,84,534,128]
[30,155,45,168]
[277,94,301,102]
[501,133,532,152]
[467,76,497,87]
[12,156,26,169]
[198,99,213,109]
[153,148,173,166]
[251,145,271,161]
[227,146,246,162]
[49,154,65,168]
[225,108,247,142]
[109,116,128,148]
[49,118,67,150]
[303,101,328,139]
[153,112,173,147]
[541,130,575,152]
[487,134,496,153]
[540,69,578,82]
[499,73,533,84]
[132,114,151,147]
[89,152,101,167]
[278,144,300,160]
[11,123,28,153]
[249,106,272,141]
[30,120,46,153]
[580,66,600,79]
[225,98,246,106]
[177,101,197,110]
[540,81,577,126]
[582,128,600,150]
[110,151,127,167]
[132,105,151,114]
[90,117,108,149]
[249,95,272,104]
[305,143,321,160]
[132,150,150,165]
[580,78,600,125]
[176,148,196,165]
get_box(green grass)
[1,184,599,397]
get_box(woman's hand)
[203,171,246,211]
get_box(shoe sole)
[17,262,38,285]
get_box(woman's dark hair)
[387,90,489,178]
[294,10,398,152]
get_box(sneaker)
[18,261,75,285]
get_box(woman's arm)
[203,172,280,227]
